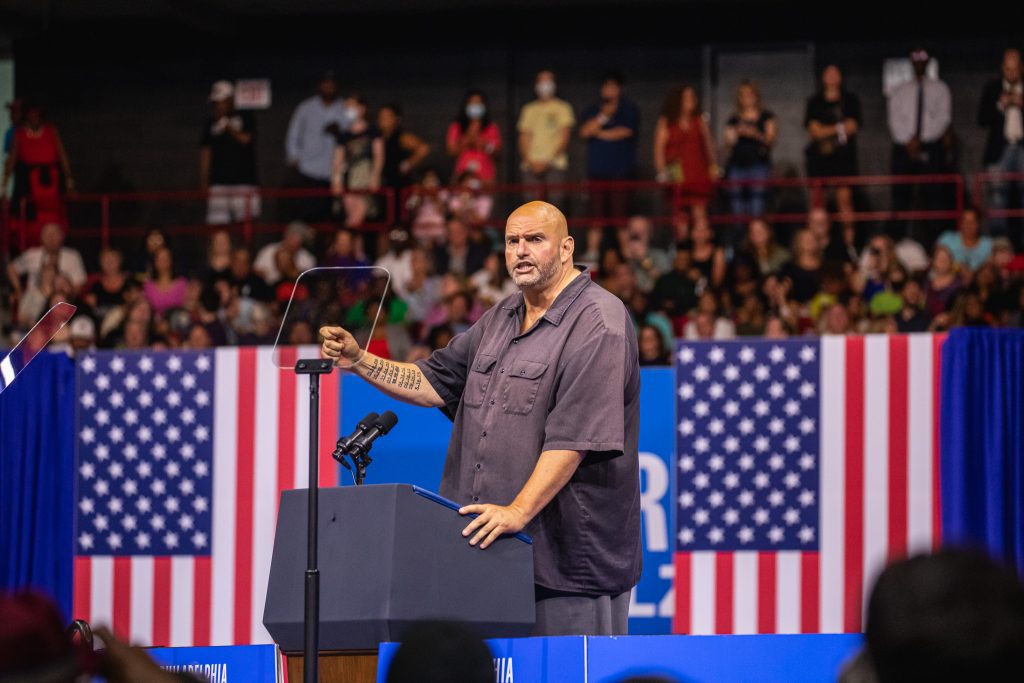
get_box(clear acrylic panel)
[271,266,390,370]
[0,302,77,394]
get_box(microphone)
[346,411,398,458]
[332,412,379,464]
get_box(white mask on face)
[536,81,556,98]
[466,103,486,119]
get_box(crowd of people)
[3,47,1024,356]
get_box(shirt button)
[513,339,519,344]
[481,431,487,437]
[473,496,480,502]
[500,368,505,374]
[475,463,482,470]
[520,369,525,375]
[489,400,495,405]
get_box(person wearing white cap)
[200,80,260,225]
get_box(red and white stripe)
[73,346,340,646]
[673,334,945,634]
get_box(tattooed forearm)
[361,357,423,391]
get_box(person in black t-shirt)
[724,80,776,223]
[330,94,383,228]
[200,80,259,225]
[804,65,861,235]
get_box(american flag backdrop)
[72,347,339,646]
[673,335,946,635]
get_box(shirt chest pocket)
[463,354,497,408]
[502,359,548,416]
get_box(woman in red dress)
[654,85,718,231]
[2,102,74,247]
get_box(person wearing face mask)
[446,89,502,185]
[517,70,575,208]
[330,93,384,228]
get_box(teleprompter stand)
[293,358,334,683]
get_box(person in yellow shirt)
[518,70,575,208]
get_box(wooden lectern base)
[284,650,379,683]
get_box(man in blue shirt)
[579,72,639,236]
[284,71,348,222]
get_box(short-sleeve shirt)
[726,110,775,169]
[414,267,642,595]
[447,121,502,183]
[201,111,257,186]
[937,231,993,271]
[517,99,576,170]
[803,91,861,177]
[11,246,87,290]
[582,98,639,178]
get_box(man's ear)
[562,235,574,262]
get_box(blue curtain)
[940,328,1024,574]
[0,352,76,616]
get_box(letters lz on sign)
[629,452,674,625]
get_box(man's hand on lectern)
[320,325,360,366]
[459,502,529,549]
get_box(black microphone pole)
[293,357,334,683]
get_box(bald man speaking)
[321,201,641,636]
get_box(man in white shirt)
[284,71,348,222]
[253,221,317,285]
[888,48,952,241]
[7,221,86,310]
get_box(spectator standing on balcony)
[804,65,861,232]
[654,86,718,226]
[579,71,639,226]
[887,49,952,241]
[285,71,348,222]
[517,70,575,207]
[200,81,260,226]
[6,221,85,315]
[378,103,430,207]
[253,220,317,285]
[2,98,22,200]
[330,94,383,228]
[447,90,502,185]
[723,80,777,222]
[937,207,993,272]
[1,102,74,248]
[978,48,1024,240]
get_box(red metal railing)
[0,173,975,260]
[1,187,396,256]
[973,171,1024,219]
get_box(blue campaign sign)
[340,367,677,635]
[147,644,279,683]
[377,636,586,682]
[587,634,863,683]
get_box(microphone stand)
[293,357,334,683]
